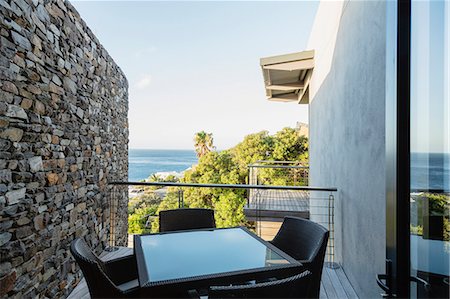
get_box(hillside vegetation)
[129,127,308,234]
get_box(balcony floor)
[244,190,311,222]
[320,266,358,299]
[68,247,358,299]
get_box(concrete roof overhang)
[260,50,314,104]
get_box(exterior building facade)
[261,0,449,297]
[307,1,386,297]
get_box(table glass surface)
[137,228,291,283]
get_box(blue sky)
[411,0,449,154]
[71,1,318,150]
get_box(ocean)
[128,149,198,182]
[411,152,449,191]
[128,150,449,191]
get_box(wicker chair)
[159,208,216,232]
[270,217,329,298]
[70,238,139,298]
[189,270,311,298]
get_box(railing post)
[254,189,264,237]
[106,184,119,251]
[327,193,338,268]
[178,188,184,208]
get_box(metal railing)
[108,181,338,267]
[246,162,338,267]
[248,161,309,186]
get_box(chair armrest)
[188,289,201,299]
[121,286,141,298]
[297,259,312,269]
[103,254,138,285]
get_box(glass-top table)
[134,227,302,288]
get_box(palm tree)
[148,173,161,182]
[194,131,215,158]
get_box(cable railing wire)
[109,180,338,268]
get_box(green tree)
[128,192,161,215]
[214,191,246,227]
[194,131,215,158]
[128,206,157,234]
[150,127,309,230]
[256,128,308,186]
[273,127,308,162]
[150,189,180,232]
[182,151,240,210]
[148,173,161,182]
[231,131,274,181]
[411,193,450,241]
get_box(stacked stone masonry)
[0,0,129,297]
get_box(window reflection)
[410,0,450,297]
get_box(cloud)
[134,46,157,58]
[135,74,152,89]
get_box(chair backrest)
[271,217,329,298]
[208,270,312,298]
[159,208,216,232]
[70,238,122,298]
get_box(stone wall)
[0,0,129,297]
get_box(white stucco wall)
[307,1,386,297]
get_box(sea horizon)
[129,148,194,151]
[128,149,198,182]
[128,149,449,191]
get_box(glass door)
[382,1,449,297]
[410,0,450,297]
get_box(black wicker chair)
[159,208,216,232]
[270,217,329,298]
[189,270,311,298]
[70,238,139,298]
